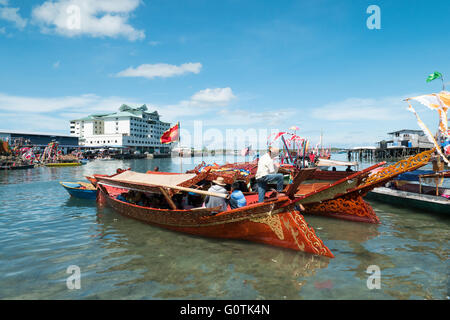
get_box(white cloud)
[31,0,145,41]
[0,87,236,133]
[0,92,143,114]
[0,6,27,29]
[116,62,202,79]
[0,0,9,6]
[189,87,235,106]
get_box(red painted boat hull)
[98,185,334,258]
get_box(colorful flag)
[240,145,251,156]
[407,102,449,165]
[160,123,180,144]
[426,71,443,83]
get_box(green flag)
[426,71,443,83]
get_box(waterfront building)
[348,129,434,161]
[0,130,79,150]
[70,104,172,153]
[381,129,434,149]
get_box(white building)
[70,104,172,153]
[382,129,434,148]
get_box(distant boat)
[46,162,81,167]
[60,181,97,200]
[0,163,34,170]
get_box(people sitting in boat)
[346,165,353,172]
[229,182,247,209]
[255,147,284,202]
[153,166,159,172]
[204,177,228,213]
[332,167,337,171]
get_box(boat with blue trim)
[60,181,97,199]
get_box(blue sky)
[0,0,449,148]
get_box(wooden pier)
[347,147,432,161]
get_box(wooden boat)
[365,170,450,214]
[95,168,335,257]
[189,160,384,223]
[46,162,81,167]
[303,149,435,222]
[189,149,435,224]
[60,181,97,200]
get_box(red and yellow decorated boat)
[94,168,335,258]
[188,149,435,224]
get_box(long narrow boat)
[365,169,450,214]
[46,162,81,167]
[95,169,335,257]
[0,163,34,170]
[189,149,435,224]
[60,181,97,200]
[190,160,385,223]
[303,149,435,222]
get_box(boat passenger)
[204,177,228,213]
[346,165,353,172]
[229,182,247,209]
[255,147,284,202]
[153,166,159,172]
[332,167,337,171]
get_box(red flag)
[160,123,180,144]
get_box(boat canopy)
[109,170,197,187]
[316,159,358,167]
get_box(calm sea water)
[0,155,448,299]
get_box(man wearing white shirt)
[255,146,284,202]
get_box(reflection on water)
[0,156,448,299]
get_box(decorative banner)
[407,102,449,165]
[406,92,449,138]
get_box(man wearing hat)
[204,176,229,213]
[255,146,284,202]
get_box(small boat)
[94,168,335,257]
[0,162,34,170]
[366,169,450,214]
[60,181,97,199]
[46,162,81,167]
